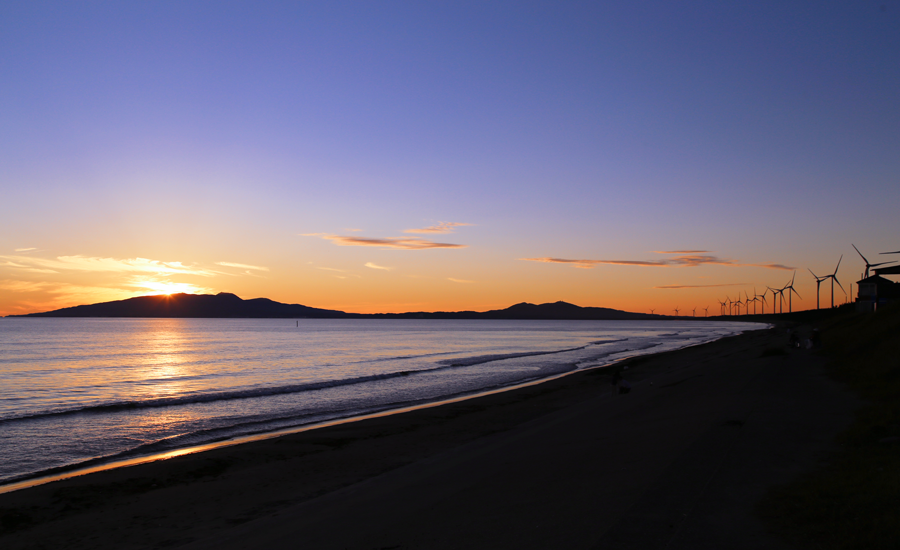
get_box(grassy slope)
[758,303,900,549]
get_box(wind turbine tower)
[809,269,827,310]
[824,255,845,308]
[783,272,801,313]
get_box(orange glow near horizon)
[134,281,207,297]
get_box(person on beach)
[610,369,631,395]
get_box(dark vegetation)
[758,303,900,549]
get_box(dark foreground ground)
[0,322,863,549]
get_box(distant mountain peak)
[10,293,666,321]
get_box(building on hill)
[856,274,900,312]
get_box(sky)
[2,1,899,316]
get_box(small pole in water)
[296,320,298,327]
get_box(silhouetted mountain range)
[9,292,671,320]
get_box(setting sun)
[135,281,207,296]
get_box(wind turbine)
[733,296,742,316]
[692,307,696,317]
[649,308,655,314]
[809,269,827,310]
[718,299,727,316]
[754,288,767,315]
[768,286,784,314]
[704,306,710,317]
[673,306,680,316]
[823,255,845,308]
[853,244,895,278]
[746,290,757,315]
[783,271,801,313]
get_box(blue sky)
[2,1,898,314]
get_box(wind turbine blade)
[808,268,821,280]
[834,276,845,293]
[791,287,801,298]
[852,243,868,264]
[880,250,900,255]
[834,255,842,275]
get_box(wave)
[0,345,591,425]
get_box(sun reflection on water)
[134,321,193,399]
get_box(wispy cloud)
[1,260,58,274]
[365,262,393,271]
[520,258,606,269]
[0,255,219,277]
[653,250,709,254]
[0,280,53,292]
[309,234,466,250]
[522,252,794,270]
[216,262,270,271]
[448,278,475,283]
[0,279,168,312]
[404,222,472,235]
[749,263,795,271]
[655,283,750,289]
[14,248,37,252]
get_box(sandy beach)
[0,325,859,549]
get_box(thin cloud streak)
[313,234,467,250]
[448,278,475,283]
[749,263,796,271]
[404,222,472,234]
[655,283,751,289]
[216,262,270,271]
[522,254,794,270]
[0,255,218,277]
[653,250,709,254]
[2,260,58,274]
[365,262,393,271]
[0,280,52,292]
[14,248,37,252]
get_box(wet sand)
[0,326,859,549]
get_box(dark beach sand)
[0,326,859,549]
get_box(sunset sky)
[2,2,899,316]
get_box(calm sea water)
[0,317,762,484]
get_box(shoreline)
[0,323,763,494]
[1,323,856,549]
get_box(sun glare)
[136,281,204,296]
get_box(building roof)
[874,265,900,276]
[857,274,896,285]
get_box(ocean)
[0,317,763,486]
